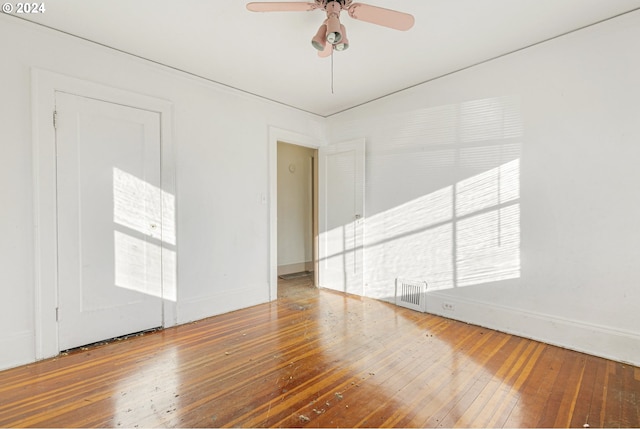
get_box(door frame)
[268,127,322,301]
[31,69,176,360]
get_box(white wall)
[326,10,640,366]
[0,15,325,370]
[277,142,315,274]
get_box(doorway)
[276,142,319,292]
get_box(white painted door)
[318,138,365,295]
[56,91,164,350]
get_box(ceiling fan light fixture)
[246,0,416,58]
[326,31,341,45]
[334,24,349,51]
[311,23,327,51]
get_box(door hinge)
[55,307,59,322]
[53,110,58,129]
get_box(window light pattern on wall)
[363,159,520,293]
[113,167,177,301]
[340,95,523,299]
[455,159,520,287]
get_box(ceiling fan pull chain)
[331,47,334,94]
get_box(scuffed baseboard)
[425,292,640,367]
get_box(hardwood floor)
[0,275,638,427]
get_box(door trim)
[268,127,322,301]
[31,69,176,360]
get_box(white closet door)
[56,91,164,350]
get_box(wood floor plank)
[501,344,563,427]
[569,355,602,428]
[553,355,588,427]
[0,275,638,428]
[621,364,639,428]
[605,361,623,428]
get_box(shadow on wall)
[321,95,523,300]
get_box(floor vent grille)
[395,278,427,312]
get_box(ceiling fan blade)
[246,2,318,12]
[318,43,333,58]
[347,2,415,31]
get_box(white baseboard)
[0,330,35,371]
[278,262,312,276]
[425,292,640,367]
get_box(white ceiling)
[16,0,640,117]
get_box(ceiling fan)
[246,0,415,57]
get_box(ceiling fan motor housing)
[316,0,352,8]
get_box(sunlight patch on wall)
[113,167,176,245]
[113,168,177,301]
[457,204,520,287]
[114,231,177,301]
[384,186,454,235]
[362,158,520,296]
[324,95,523,299]
[456,159,519,216]
[455,159,520,286]
[365,186,455,291]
